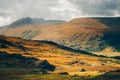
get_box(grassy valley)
[0,35,120,80]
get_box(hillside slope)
[0,35,120,76]
[0,17,120,56]
[0,35,92,55]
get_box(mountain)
[94,17,120,28]
[0,17,120,56]
[0,17,65,29]
[10,17,65,27]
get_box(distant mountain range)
[0,17,120,56]
[10,17,65,27]
[0,17,65,29]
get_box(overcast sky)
[0,0,120,26]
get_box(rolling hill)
[0,35,120,79]
[0,17,120,56]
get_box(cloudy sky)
[0,0,120,26]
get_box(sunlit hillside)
[0,35,120,79]
[0,17,120,57]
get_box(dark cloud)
[67,0,120,16]
[0,0,120,26]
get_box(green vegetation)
[92,70,120,80]
[0,71,120,80]
[27,31,38,39]
[20,30,32,38]
[20,30,38,39]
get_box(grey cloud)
[67,0,120,16]
[0,0,59,21]
[0,10,11,17]
[0,0,120,26]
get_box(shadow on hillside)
[102,31,120,52]
[37,40,106,58]
[0,52,55,71]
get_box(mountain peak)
[9,17,32,27]
[70,17,120,29]
[69,17,108,29]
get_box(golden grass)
[31,52,120,76]
[0,35,120,76]
[94,47,120,57]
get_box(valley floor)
[0,52,120,80]
[24,52,120,77]
[0,71,120,80]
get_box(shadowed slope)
[0,52,55,71]
[0,35,94,56]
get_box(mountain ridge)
[12,17,65,24]
[0,17,120,56]
[0,17,65,29]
